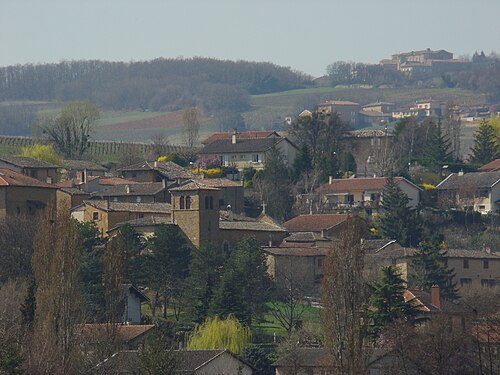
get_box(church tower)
[170,181,221,248]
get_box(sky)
[1,0,500,77]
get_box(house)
[0,156,59,183]
[81,200,172,236]
[199,132,297,171]
[362,102,395,113]
[98,349,254,374]
[318,177,421,211]
[201,130,282,146]
[122,284,149,324]
[118,160,194,183]
[359,110,392,127]
[56,187,91,213]
[479,159,500,172]
[342,130,394,177]
[78,324,155,351]
[282,214,348,238]
[316,100,360,126]
[0,168,57,220]
[90,181,170,203]
[61,159,107,181]
[436,171,500,214]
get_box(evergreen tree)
[210,237,271,325]
[411,238,458,301]
[426,120,453,172]
[470,120,500,165]
[185,241,227,323]
[241,344,274,375]
[368,266,420,338]
[146,225,191,319]
[292,144,312,181]
[379,177,422,247]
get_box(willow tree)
[30,211,83,374]
[187,315,251,354]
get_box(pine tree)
[368,266,420,338]
[379,177,422,247]
[426,120,453,172]
[411,238,458,301]
[185,241,227,323]
[470,120,500,165]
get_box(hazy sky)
[2,0,499,77]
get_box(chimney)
[268,239,273,247]
[458,169,464,176]
[329,176,333,184]
[431,285,441,309]
[83,168,88,185]
[125,185,130,194]
[231,129,237,144]
[154,160,158,168]
[162,179,166,189]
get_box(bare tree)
[322,216,370,375]
[40,101,100,159]
[182,105,200,150]
[443,102,462,160]
[150,132,170,159]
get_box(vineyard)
[0,135,188,161]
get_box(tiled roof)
[191,178,241,187]
[91,182,165,197]
[363,102,394,107]
[264,246,329,257]
[219,221,285,232]
[98,177,139,186]
[199,137,284,154]
[79,324,155,343]
[436,172,500,190]
[118,161,194,180]
[283,214,348,233]
[85,200,171,213]
[0,155,59,169]
[59,187,90,196]
[63,159,107,171]
[320,100,359,106]
[0,168,57,188]
[479,159,500,172]
[109,216,172,231]
[169,180,220,192]
[359,110,391,118]
[282,232,321,243]
[202,131,280,145]
[318,177,420,194]
[443,248,500,259]
[362,239,398,253]
[343,129,392,138]
[405,289,466,313]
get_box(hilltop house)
[198,131,298,171]
[317,177,421,211]
[282,214,348,238]
[0,168,57,220]
[118,160,194,183]
[90,181,170,203]
[436,171,500,214]
[0,156,59,184]
[316,100,360,126]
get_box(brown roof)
[79,324,155,343]
[191,178,241,187]
[472,324,500,343]
[99,177,140,186]
[219,221,285,232]
[436,172,500,190]
[202,131,281,145]
[118,161,194,180]
[91,182,165,198]
[85,200,171,213]
[479,159,500,172]
[199,137,287,155]
[0,155,59,169]
[109,216,172,232]
[318,177,421,194]
[169,180,220,192]
[283,214,348,233]
[63,160,107,171]
[264,246,329,257]
[0,168,57,188]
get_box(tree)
[182,105,200,150]
[185,242,226,323]
[470,120,500,165]
[368,266,421,338]
[241,344,274,375]
[410,238,458,301]
[21,144,63,166]
[210,237,271,325]
[135,329,178,375]
[322,217,370,375]
[146,225,191,320]
[187,315,252,354]
[30,211,83,373]
[425,120,453,173]
[379,177,422,247]
[442,102,462,160]
[40,101,100,159]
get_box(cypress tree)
[470,120,500,165]
[379,177,422,247]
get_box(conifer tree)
[426,120,453,172]
[470,120,500,165]
[368,266,420,338]
[379,177,422,247]
[411,238,458,301]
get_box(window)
[252,154,259,163]
[219,199,225,208]
[30,170,37,178]
[180,196,185,209]
[138,213,144,218]
[346,194,354,204]
[136,196,141,203]
[132,172,137,178]
[209,196,213,209]
[186,196,191,209]
[460,278,472,286]
[317,258,323,269]
[92,211,99,220]
[481,279,496,288]
[113,197,118,202]
[483,260,489,269]
[463,259,469,269]
[205,196,209,209]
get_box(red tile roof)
[0,168,56,188]
[79,324,155,343]
[283,214,348,233]
[201,131,280,145]
[479,159,500,172]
